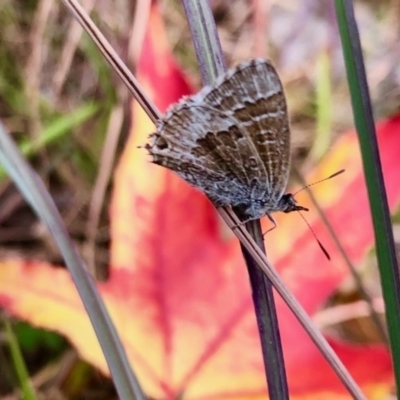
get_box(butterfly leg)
[262,213,277,237]
[226,205,255,230]
[231,214,269,231]
[231,217,251,230]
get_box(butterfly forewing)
[197,59,291,204]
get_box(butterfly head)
[278,194,309,214]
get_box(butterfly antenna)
[291,169,345,260]
[296,210,330,260]
[293,169,345,196]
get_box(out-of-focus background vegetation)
[0,0,399,398]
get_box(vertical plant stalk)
[335,0,400,395]
[182,1,289,398]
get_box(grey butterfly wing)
[146,102,268,207]
[197,59,291,203]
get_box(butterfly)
[145,59,308,228]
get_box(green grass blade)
[4,319,38,400]
[0,102,98,180]
[20,102,99,155]
[335,1,400,395]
